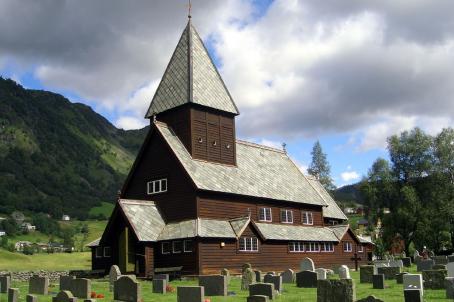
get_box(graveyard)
[0,259,454,302]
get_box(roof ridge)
[236,139,285,153]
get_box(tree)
[308,141,335,190]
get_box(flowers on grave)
[91,292,97,298]
[204,299,211,302]
[166,284,175,293]
[96,294,105,299]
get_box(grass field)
[0,249,91,271]
[88,202,115,218]
[0,265,449,301]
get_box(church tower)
[145,20,239,166]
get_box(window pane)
[308,213,313,224]
[162,242,170,254]
[281,210,286,222]
[266,208,271,221]
[173,241,182,253]
[161,179,167,191]
[184,240,192,252]
[252,238,258,251]
[154,181,160,193]
[259,208,265,221]
[288,211,293,222]
[246,238,252,250]
[239,238,245,251]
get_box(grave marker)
[152,279,167,294]
[317,279,356,302]
[26,294,37,302]
[404,289,422,302]
[315,268,327,280]
[59,276,75,292]
[29,275,49,295]
[280,269,294,283]
[403,274,424,296]
[8,288,19,302]
[448,262,454,278]
[247,295,269,302]
[177,286,204,302]
[109,265,121,292]
[70,278,91,299]
[422,269,447,289]
[417,259,434,271]
[263,275,282,293]
[241,268,255,290]
[295,270,317,288]
[359,265,374,283]
[372,274,385,289]
[248,283,275,300]
[446,277,454,299]
[339,265,351,279]
[198,275,227,296]
[114,275,141,302]
[0,275,11,293]
[300,258,315,272]
[52,291,76,302]
[254,270,262,283]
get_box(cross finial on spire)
[188,0,192,19]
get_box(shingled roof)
[253,222,340,242]
[155,122,327,207]
[306,176,348,220]
[145,20,239,117]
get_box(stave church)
[89,18,374,276]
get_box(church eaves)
[145,20,239,117]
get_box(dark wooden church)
[89,19,373,276]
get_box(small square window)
[281,210,293,223]
[161,242,171,254]
[302,211,313,225]
[184,240,193,253]
[358,245,364,253]
[104,246,111,257]
[147,178,168,195]
[343,242,352,252]
[173,241,182,253]
[161,179,167,192]
[259,208,272,222]
[95,247,103,258]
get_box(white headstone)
[403,274,424,296]
[338,265,351,279]
[448,262,454,278]
[413,250,420,258]
[389,260,403,268]
[280,269,294,283]
[315,268,327,280]
[109,265,121,292]
[300,258,315,272]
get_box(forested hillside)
[0,78,147,219]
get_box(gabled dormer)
[145,19,239,166]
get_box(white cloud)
[257,138,283,150]
[340,170,360,182]
[115,116,147,130]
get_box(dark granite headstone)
[404,289,422,302]
[377,266,401,280]
[359,266,374,283]
[247,295,269,302]
[70,278,91,299]
[422,269,447,289]
[356,296,384,302]
[114,275,141,302]
[372,274,385,289]
[29,275,49,295]
[248,283,275,300]
[59,276,75,292]
[448,255,454,263]
[263,275,282,292]
[176,286,204,302]
[317,279,356,302]
[417,259,434,271]
[198,275,227,296]
[52,291,77,302]
[296,270,317,288]
[433,256,448,265]
[153,274,169,283]
[8,288,19,302]
[401,257,412,267]
[0,275,11,293]
[396,272,408,284]
[152,279,167,294]
[254,270,262,283]
[26,294,37,302]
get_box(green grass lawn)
[0,249,91,271]
[59,220,107,250]
[10,231,58,243]
[88,202,115,219]
[0,265,449,301]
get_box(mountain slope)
[0,78,148,219]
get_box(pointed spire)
[145,21,239,118]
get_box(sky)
[1,0,454,187]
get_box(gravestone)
[404,289,422,302]
[315,268,327,280]
[359,265,374,283]
[377,266,401,280]
[29,275,49,295]
[152,279,166,294]
[26,294,38,302]
[422,269,447,289]
[417,259,434,271]
[403,274,424,296]
[433,264,447,270]
[220,269,230,284]
[0,275,11,293]
[396,272,408,284]
[295,270,317,288]
[241,268,255,290]
[177,286,204,302]
[8,288,19,302]
[114,275,141,302]
[317,279,356,302]
[373,260,389,268]
[372,274,385,289]
[263,275,282,293]
[356,296,384,302]
[448,255,454,263]
[154,274,169,282]
[388,260,403,268]
[70,278,91,299]
[446,277,454,299]
[401,257,412,267]
[254,270,262,283]
[448,262,454,277]
[242,263,252,272]
[198,275,227,296]
[109,265,121,292]
[249,283,275,300]
[300,257,315,272]
[414,255,423,265]
[266,272,276,276]
[280,269,294,283]
[339,265,351,279]
[52,291,76,302]
[59,276,75,292]
[434,255,448,265]
[247,295,269,302]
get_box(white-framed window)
[357,244,364,253]
[239,237,259,252]
[95,246,103,258]
[103,246,111,257]
[302,211,314,225]
[321,242,334,252]
[172,241,182,253]
[289,242,305,252]
[280,209,293,223]
[147,178,168,195]
[343,241,352,252]
[184,240,193,253]
[259,208,272,222]
[306,242,320,252]
[161,242,171,254]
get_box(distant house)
[15,241,32,251]
[383,208,391,214]
[343,207,356,215]
[21,222,36,232]
[61,215,70,221]
[0,230,6,237]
